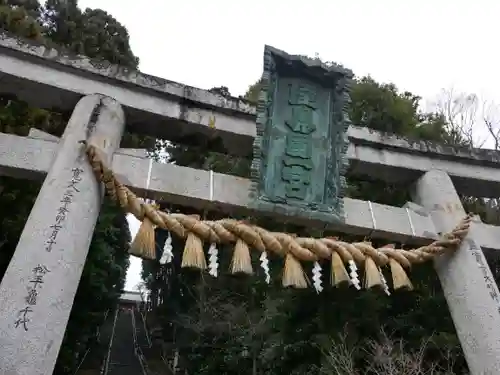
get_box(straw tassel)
[331,251,350,286]
[380,244,413,291]
[181,215,207,270]
[390,258,413,291]
[130,215,156,260]
[230,239,253,275]
[181,232,207,269]
[282,253,308,288]
[364,255,383,289]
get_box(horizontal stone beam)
[348,127,500,197]
[2,131,499,251]
[3,32,500,195]
[0,132,57,180]
[0,32,256,157]
[2,32,500,196]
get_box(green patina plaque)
[249,45,353,223]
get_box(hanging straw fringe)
[129,202,158,260]
[82,142,473,292]
[230,239,253,275]
[181,232,207,269]
[380,244,414,291]
[390,258,413,291]
[181,215,207,270]
[354,241,384,290]
[331,251,350,286]
[363,256,383,289]
[283,253,308,288]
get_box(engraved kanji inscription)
[288,83,318,109]
[252,45,352,222]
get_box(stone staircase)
[103,307,150,375]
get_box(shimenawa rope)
[82,142,472,291]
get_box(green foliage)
[165,86,252,178]
[145,73,479,374]
[3,1,482,373]
[44,0,138,68]
[349,76,462,146]
[350,76,422,135]
[243,79,263,103]
[0,1,143,374]
[0,2,43,41]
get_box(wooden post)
[413,169,500,375]
[0,94,125,375]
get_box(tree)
[431,88,500,150]
[44,1,138,68]
[243,79,263,103]
[0,1,147,373]
[140,69,476,375]
[0,1,44,40]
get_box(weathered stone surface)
[349,125,500,164]
[0,31,255,157]
[2,30,500,176]
[3,29,500,375]
[3,131,500,251]
[0,132,58,180]
[0,94,125,375]
[250,45,352,222]
[347,127,500,197]
[10,124,500,200]
[413,170,500,375]
[0,31,254,116]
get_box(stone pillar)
[0,94,125,375]
[413,169,500,375]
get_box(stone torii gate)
[1,32,500,375]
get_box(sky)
[77,0,500,291]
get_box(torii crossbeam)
[0,32,499,375]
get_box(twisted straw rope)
[83,143,471,268]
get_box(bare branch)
[431,87,500,150]
[318,326,465,375]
